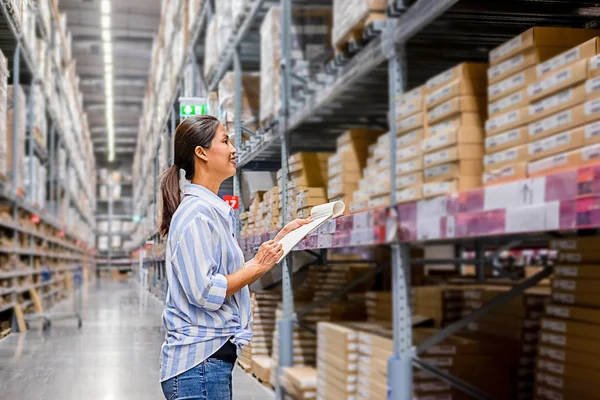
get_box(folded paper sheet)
[277,201,345,263]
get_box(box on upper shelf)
[485,127,529,154]
[423,144,483,168]
[528,59,592,103]
[426,78,487,110]
[425,62,487,95]
[422,126,484,154]
[528,126,585,162]
[488,66,536,103]
[422,177,481,198]
[427,96,487,125]
[483,163,528,186]
[489,27,600,66]
[527,141,600,177]
[484,144,529,172]
[427,113,485,138]
[423,160,482,183]
[396,85,424,119]
[488,46,569,85]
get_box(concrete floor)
[0,280,274,400]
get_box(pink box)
[544,171,578,202]
[455,209,507,238]
[447,188,485,215]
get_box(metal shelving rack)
[0,1,96,327]
[132,0,600,398]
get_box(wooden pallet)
[237,359,252,373]
[334,12,387,55]
[252,373,275,391]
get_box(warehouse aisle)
[0,280,274,400]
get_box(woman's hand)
[274,218,313,242]
[254,240,284,273]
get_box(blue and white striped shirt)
[160,183,252,382]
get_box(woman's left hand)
[274,218,312,242]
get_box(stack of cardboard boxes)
[280,366,318,400]
[239,291,280,374]
[327,129,381,209]
[422,62,487,198]
[218,72,261,140]
[285,152,330,221]
[483,27,600,184]
[534,237,600,399]
[0,50,7,180]
[7,85,26,193]
[464,286,549,399]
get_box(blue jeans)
[161,359,234,400]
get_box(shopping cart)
[25,265,83,330]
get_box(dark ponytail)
[159,115,221,237]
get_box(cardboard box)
[537,37,600,78]
[551,236,600,252]
[427,96,486,125]
[546,304,600,325]
[399,85,424,104]
[484,144,529,172]
[528,59,590,102]
[423,160,482,183]
[395,158,423,175]
[397,185,422,204]
[552,291,600,309]
[397,97,424,119]
[553,279,600,295]
[337,129,382,147]
[528,104,585,141]
[585,97,600,122]
[397,113,425,134]
[538,344,600,370]
[536,371,600,398]
[528,126,585,161]
[554,265,600,280]
[485,126,528,154]
[422,177,481,198]
[528,142,600,177]
[539,329,600,355]
[423,127,483,154]
[427,114,484,138]
[489,89,529,118]
[591,53,600,78]
[488,67,536,102]
[426,79,486,109]
[585,76,600,101]
[486,107,529,136]
[529,84,586,122]
[423,144,483,168]
[483,163,528,186]
[489,27,600,65]
[397,129,425,149]
[329,150,365,177]
[425,62,487,94]
[396,143,422,162]
[396,172,423,189]
[488,46,567,85]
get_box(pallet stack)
[280,366,318,400]
[332,0,386,55]
[285,152,330,221]
[7,85,26,193]
[327,129,381,209]
[483,27,600,184]
[422,62,487,198]
[534,237,600,399]
[218,72,261,140]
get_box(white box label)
[429,119,455,136]
[591,54,600,70]
[539,359,564,375]
[397,101,418,117]
[528,110,572,137]
[423,132,450,151]
[539,346,566,361]
[585,121,600,139]
[486,109,520,132]
[586,76,600,94]
[396,159,419,174]
[529,67,572,97]
[537,47,581,76]
[429,100,454,121]
[426,84,452,106]
[554,266,578,277]
[484,147,519,166]
[541,332,566,346]
[399,115,418,131]
[485,128,521,150]
[542,319,567,333]
[397,187,417,202]
[397,173,418,187]
[546,305,570,319]
[585,98,600,116]
[489,72,526,98]
[553,279,576,291]
[489,53,525,80]
[489,90,524,115]
[398,129,420,147]
[423,181,451,196]
[424,163,451,179]
[424,149,450,166]
[427,69,455,89]
[529,88,573,116]
[397,144,420,160]
[552,292,575,304]
[528,131,571,156]
[490,35,523,62]
[582,143,600,161]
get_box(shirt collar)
[184,183,233,220]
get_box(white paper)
[276,201,345,262]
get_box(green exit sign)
[180,104,206,117]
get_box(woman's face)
[204,124,237,180]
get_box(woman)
[159,115,310,400]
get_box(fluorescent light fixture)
[102,29,111,42]
[101,0,111,14]
[101,15,111,29]
[104,53,112,65]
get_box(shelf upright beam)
[49,121,56,215]
[26,81,35,204]
[12,44,20,196]
[386,4,413,398]
[233,49,244,237]
[276,0,294,399]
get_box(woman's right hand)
[254,240,284,272]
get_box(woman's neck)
[191,174,221,195]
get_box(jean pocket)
[161,376,178,400]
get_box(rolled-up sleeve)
[172,215,228,311]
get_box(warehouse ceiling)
[58,0,161,168]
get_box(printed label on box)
[429,119,455,136]
[541,332,566,346]
[489,53,525,79]
[489,72,526,98]
[591,54,600,70]
[483,165,516,183]
[538,373,564,389]
[396,159,419,174]
[529,110,572,137]
[423,132,450,151]
[423,181,451,195]
[491,35,523,62]
[427,345,457,355]
[539,359,565,375]
[554,266,578,277]
[397,145,420,160]
[424,149,450,165]
[553,279,576,291]
[546,306,570,319]
[529,68,572,97]
[586,76,600,94]
[585,121,600,139]
[539,346,566,361]
[585,98,600,115]
[489,90,524,115]
[398,188,417,202]
[542,319,567,333]
[537,386,563,400]
[427,69,455,89]
[537,47,581,76]
[426,84,452,106]
[399,115,418,130]
[397,173,418,187]
[397,101,418,117]
[529,88,573,116]
[484,147,519,166]
[429,100,453,121]
[582,143,600,161]
[425,163,451,178]
[398,129,420,147]
[486,109,520,132]
[528,131,571,156]
[485,128,522,150]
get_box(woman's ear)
[195,146,208,161]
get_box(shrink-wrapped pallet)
[7,85,26,192]
[0,50,7,180]
[203,16,219,79]
[218,72,260,138]
[332,0,386,50]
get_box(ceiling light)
[101,0,111,14]
[102,29,111,42]
[103,42,112,55]
[104,53,112,65]
[101,15,111,29]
